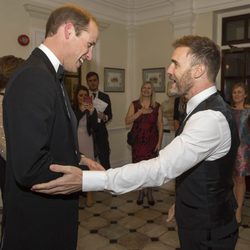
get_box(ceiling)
[26,0,250,25]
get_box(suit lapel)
[32,48,79,155]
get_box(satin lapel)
[56,71,79,155]
[61,83,79,153]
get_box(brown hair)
[0,55,25,90]
[173,35,221,83]
[86,71,99,81]
[231,82,248,107]
[45,4,98,37]
[73,85,89,109]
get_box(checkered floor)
[1,184,250,249]
[76,185,250,250]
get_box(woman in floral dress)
[125,82,163,205]
[231,82,250,224]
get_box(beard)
[167,69,193,97]
[167,80,179,97]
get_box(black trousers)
[178,221,238,250]
[0,154,6,202]
[95,136,110,170]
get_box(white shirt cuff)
[82,171,107,192]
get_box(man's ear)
[192,64,205,79]
[64,22,75,39]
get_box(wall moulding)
[24,3,53,20]
[24,3,110,31]
[24,1,250,26]
[169,12,195,37]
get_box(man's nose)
[167,64,174,75]
[85,47,93,61]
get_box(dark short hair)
[173,35,221,83]
[45,4,98,37]
[0,55,25,90]
[86,71,99,81]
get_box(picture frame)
[104,67,125,92]
[142,67,166,92]
[64,69,81,103]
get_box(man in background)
[86,71,112,169]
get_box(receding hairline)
[45,4,99,37]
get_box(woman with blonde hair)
[231,82,250,224]
[125,81,163,205]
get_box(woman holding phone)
[73,85,98,206]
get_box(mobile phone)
[83,96,92,104]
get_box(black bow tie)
[57,65,65,82]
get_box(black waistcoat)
[175,92,239,230]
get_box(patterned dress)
[131,100,160,163]
[232,108,250,176]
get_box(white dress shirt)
[38,44,61,72]
[83,86,231,194]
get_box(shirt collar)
[38,44,61,72]
[90,90,99,96]
[186,86,217,115]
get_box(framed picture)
[142,67,166,92]
[104,67,125,92]
[64,69,81,104]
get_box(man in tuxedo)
[86,71,112,169]
[32,35,239,250]
[1,5,102,250]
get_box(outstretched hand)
[31,164,82,195]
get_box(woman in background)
[73,85,98,207]
[231,82,250,224]
[125,81,163,205]
[0,55,24,204]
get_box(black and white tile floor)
[76,183,250,250]
[1,182,250,250]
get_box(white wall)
[95,22,130,166]
[195,12,214,38]
[137,20,174,105]
[1,0,32,58]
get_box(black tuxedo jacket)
[2,48,79,250]
[93,91,112,169]
[94,91,112,136]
